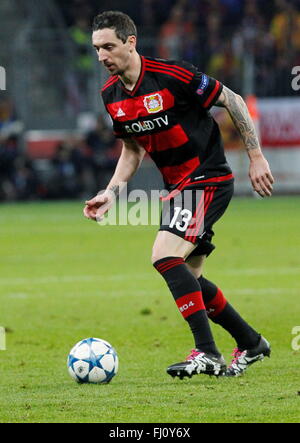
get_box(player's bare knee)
[151,248,184,265]
[152,234,196,266]
[151,242,186,264]
[151,247,159,265]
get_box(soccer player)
[84,11,274,378]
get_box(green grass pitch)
[0,196,299,423]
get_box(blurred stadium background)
[0,0,300,200]
[1,0,300,424]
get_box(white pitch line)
[4,287,298,301]
[222,267,300,276]
[0,273,154,286]
[0,266,299,286]
[224,288,299,295]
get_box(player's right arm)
[84,138,145,221]
[215,86,274,197]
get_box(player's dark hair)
[92,11,137,43]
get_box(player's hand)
[83,190,116,222]
[249,154,274,197]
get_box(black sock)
[199,276,260,350]
[154,257,220,356]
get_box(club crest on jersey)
[143,93,163,114]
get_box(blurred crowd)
[64,0,300,96]
[0,97,33,201]
[0,98,120,201]
[43,119,120,200]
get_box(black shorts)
[159,182,234,257]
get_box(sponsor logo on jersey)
[143,93,163,114]
[125,115,169,134]
[196,74,209,95]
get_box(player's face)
[92,28,135,76]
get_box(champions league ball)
[67,338,119,384]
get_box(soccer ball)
[67,338,119,384]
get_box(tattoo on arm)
[216,86,261,152]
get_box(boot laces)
[230,347,245,366]
[186,349,204,361]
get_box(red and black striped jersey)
[101,56,233,190]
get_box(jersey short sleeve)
[102,103,131,139]
[110,113,130,139]
[174,61,223,110]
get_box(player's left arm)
[215,86,274,197]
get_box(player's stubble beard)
[104,59,128,77]
[104,49,136,84]
[107,60,131,81]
